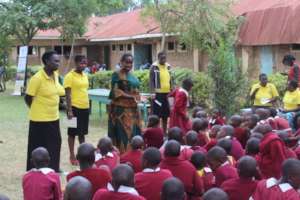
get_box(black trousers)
[26,120,61,172]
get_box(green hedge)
[4,65,42,81]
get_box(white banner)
[12,46,28,96]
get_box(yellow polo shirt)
[63,70,89,109]
[250,83,279,106]
[283,89,300,111]
[26,69,65,122]
[157,63,171,93]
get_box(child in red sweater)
[143,115,164,148]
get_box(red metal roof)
[35,9,160,41]
[233,0,300,45]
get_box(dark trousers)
[26,120,61,172]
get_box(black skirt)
[67,106,89,136]
[152,93,170,118]
[26,120,61,172]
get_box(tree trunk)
[66,37,75,74]
[161,32,166,51]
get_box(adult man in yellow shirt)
[25,51,65,172]
[64,55,90,165]
[150,52,174,134]
[250,73,279,110]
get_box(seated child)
[143,115,164,148]
[217,138,236,166]
[207,146,238,187]
[204,125,221,151]
[185,130,207,154]
[95,137,120,171]
[169,78,194,134]
[192,106,205,118]
[191,152,215,191]
[120,136,144,173]
[67,143,111,196]
[203,188,228,200]
[245,138,260,158]
[64,176,92,200]
[221,156,258,200]
[23,147,62,200]
[230,115,249,148]
[192,118,210,146]
[209,109,225,127]
[195,111,208,119]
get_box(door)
[103,45,110,69]
[260,46,273,75]
[134,44,152,70]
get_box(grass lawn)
[0,82,107,200]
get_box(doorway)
[134,44,152,70]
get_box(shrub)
[5,66,17,81]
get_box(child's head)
[98,137,113,155]
[207,146,228,170]
[192,106,204,118]
[203,188,228,200]
[229,115,242,128]
[76,143,96,168]
[191,152,206,170]
[164,140,181,158]
[192,118,209,132]
[64,176,92,200]
[185,130,199,146]
[142,147,161,169]
[217,125,234,139]
[195,111,208,119]
[250,132,264,140]
[182,78,193,92]
[245,114,259,130]
[217,138,232,155]
[210,125,222,139]
[212,108,221,118]
[245,138,260,155]
[147,115,160,128]
[130,136,144,150]
[168,127,184,144]
[237,156,257,179]
[31,147,50,169]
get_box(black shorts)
[67,107,89,136]
[27,120,61,172]
[152,93,170,118]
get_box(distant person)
[23,147,62,200]
[250,73,279,109]
[93,164,145,200]
[161,178,185,200]
[169,78,194,134]
[143,115,164,148]
[135,147,173,200]
[282,54,300,86]
[64,176,92,200]
[64,55,90,165]
[67,143,111,196]
[25,51,65,172]
[0,65,6,92]
[150,51,174,135]
[108,53,141,152]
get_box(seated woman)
[108,53,141,152]
[282,80,300,130]
[250,73,279,110]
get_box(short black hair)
[282,54,296,66]
[191,152,206,170]
[74,55,86,63]
[120,53,133,62]
[158,51,166,58]
[259,73,267,80]
[143,147,161,166]
[147,115,160,128]
[246,138,260,155]
[182,78,193,90]
[289,80,298,89]
[42,51,57,65]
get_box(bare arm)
[24,94,33,108]
[65,88,73,119]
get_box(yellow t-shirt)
[26,69,65,122]
[157,63,171,93]
[250,83,279,106]
[63,70,89,109]
[283,89,300,111]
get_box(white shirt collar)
[95,152,114,161]
[31,167,54,175]
[179,87,189,97]
[278,183,293,193]
[221,161,230,167]
[143,167,161,173]
[266,178,294,193]
[107,183,139,196]
[266,178,278,188]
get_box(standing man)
[25,51,65,172]
[150,51,174,135]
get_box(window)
[127,44,132,51]
[112,44,116,51]
[291,44,300,51]
[119,44,124,51]
[167,42,175,52]
[178,43,187,52]
[54,46,71,55]
[17,46,37,55]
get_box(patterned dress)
[108,71,141,152]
